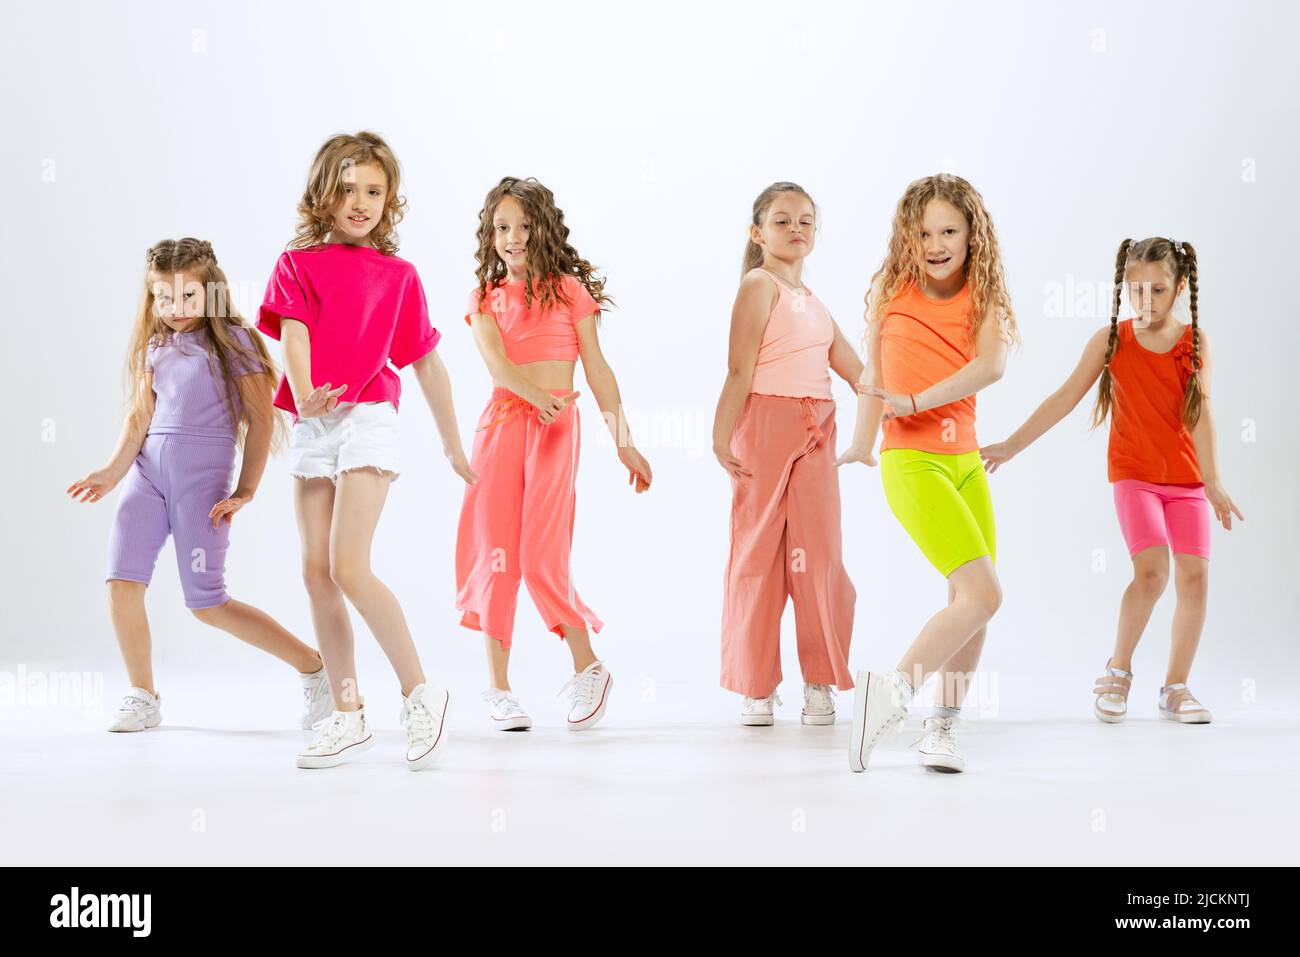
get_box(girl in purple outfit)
[68,238,333,732]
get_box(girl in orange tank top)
[838,174,1019,774]
[712,181,865,726]
[982,237,1244,726]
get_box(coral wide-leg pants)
[455,388,603,649]
[721,394,856,697]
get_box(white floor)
[4,667,1296,866]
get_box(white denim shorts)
[289,401,400,483]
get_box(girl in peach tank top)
[712,181,866,726]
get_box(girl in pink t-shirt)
[458,176,653,733]
[258,131,475,772]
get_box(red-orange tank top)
[1106,319,1203,484]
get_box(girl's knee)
[1132,559,1170,597]
[190,603,227,625]
[106,579,145,606]
[329,559,371,596]
[302,561,337,597]
[1175,559,1209,594]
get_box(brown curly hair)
[289,131,406,256]
[126,238,286,453]
[1091,237,1203,430]
[469,176,612,319]
[866,173,1019,348]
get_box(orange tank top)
[1106,319,1203,484]
[878,280,977,454]
[748,268,834,400]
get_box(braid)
[1091,238,1131,429]
[1180,242,1204,428]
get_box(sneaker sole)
[741,714,775,726]
[567,674,612,732]
[1160,710,1211,724]
[920,753,965,773]
[801,711,835,726]
[107,713,161,733]
[1093,703,1126,724]
[494,717,532,731]
[296,733,374,769]
[407,689,451,770]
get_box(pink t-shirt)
[257,243,441,416]
[465,274,600,364]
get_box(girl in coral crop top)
[983,236,1243,727]
[712,181,866,726]
[456,176,654,735]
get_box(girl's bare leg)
[561,625,597,673]
[191,600,322,674]
[329,469,425,696]
[107,579,154,694]
[485,637,512,690]
[1167,552,1209,685]
[296,477,360,710]
[933,579,987,709]
[896,556,1001,691]
[1109,546,1170,673]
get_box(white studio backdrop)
[3,0,1297,720]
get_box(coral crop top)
[465,274,600,364]
[747,268,835,400]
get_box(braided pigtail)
[1179,241,1204,428]
[1090,238,1131,429]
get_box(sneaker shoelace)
[117,694,153,713]
[557,667,603,708]
[481,689,522,715]
[309,712,348,750]
[401,697,438,742]
[746,692,782,710]
[805,684,834,707]
[923,717,957,751]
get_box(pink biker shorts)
[1112,479,1211,559]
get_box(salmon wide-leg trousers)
[455,387,602,649]
[721,394,856,697]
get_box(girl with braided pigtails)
[982,237,1243,725]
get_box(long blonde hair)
[866,173,1018,346]
[1091,237,1203,430]
[126,238,285,452]
[290,131,407,255]
[741,181,818,279]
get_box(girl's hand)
[856,384,915,420]
[537,391,579,424]
[209,494,251,527]
[714,443,751,481]
[1204,481,1244,531]
[297,382,348,418]
[448,451,478,486]
[980,440,1019,474]
[834,444,878,468]
[619,446,652,493]
[67,468,120,503]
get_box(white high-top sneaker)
[401,684,450,770]
[296,708,372,769]
[741,691,782,726]
[801,683,835,725]
[482,688,532,731]
[106,688,161,733]
[558,661,612,731]
[299,665,333,730]
[918,715,965,773]
[848,671,914,772]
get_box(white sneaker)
[482,688,532,731]
[801,683,836,725]
[296,709,372,769]
[106,687,161,732]
[918,716,965,773]
[848,670,914,773]
[741,691,782,726]
[401,684,450,770]
[298,665,333,730]
[558,661,612,731]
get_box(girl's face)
[752,193,816,263]
[330,160,388,244]
[919,198,969,285]
[493,195,531,278]
[148,268,206,333]
[1126,261,1185,327]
